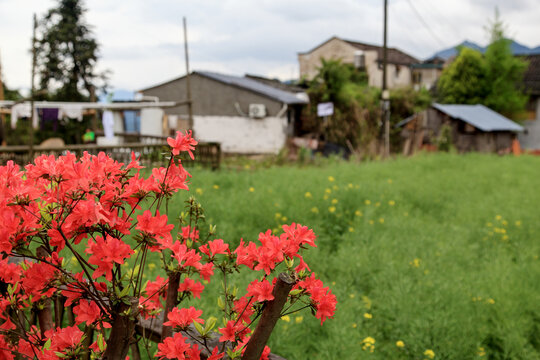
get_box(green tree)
[437,10,528,119]
[304,59,378,151]
[483,11,528,117]
[437,47,488,104]
[36,0,107,101]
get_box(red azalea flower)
[167,130,198,159]
[163,306,204,329]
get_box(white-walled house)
[139,71,308,154]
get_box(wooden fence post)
[242,273,295,360]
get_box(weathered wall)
[142,74,284,118]
[193,115,287,154]
[518,97,540,149]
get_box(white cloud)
[1,0,539,93]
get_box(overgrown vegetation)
[151,153,540,359]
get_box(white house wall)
[193,116,287,154]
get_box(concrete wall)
[193,115,287,154]
[518,97,540,149]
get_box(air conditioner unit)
[249,104,266,118]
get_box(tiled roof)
[342,39,419,65]
[196,71,308,105]
[433,103,524,132]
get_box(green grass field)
[144,153,540,359]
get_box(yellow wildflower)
[249,187,255,192]
[275,212,282,218]
[331,198,338,204]
[295,316,303,324]
[388,200,395,206]
[212,184,219,190]
[332,185,339,190]
[365,200,371,205]
[281,216,288,222]
[379,218,384,224]
[487,298,495,304]
[495,215,502,221]
[477,347,486,356]
[355,210,363,217]
[347,183,354,189]
[486,222,493,227]
[502,220,508,226]
[361,337,376,352]
[363,313,373,319]
[348,227,354,233]
[424,349,435,359]
[311,207,319,214]
[515,220,522,226]
[328,206,336,213]
[351,323,357,328]
[281,315,290,322]
[244,164,251,170]
[148,263,156,270]
[396,340,405,348]
[349,294,355,299]
[325,188,332,194]
[375,202,381,207]
[369,220,374,225]
[410,258,421,268]
[328,176,335,182]
[196,188,203,195]
[304,192,312,198]
[387,179,393,184]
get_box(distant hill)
[429,39,540,60]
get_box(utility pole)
[382,0,390,158]
[0,50,5,146]
[183,17,193,133]
[29,14,38,158]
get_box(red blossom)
[136,210,174,249]
[73,299,102,326]
[178,277,204,299]
[86,235,134,281]
[167,130,198,159]
[163,306,204,329]
[246,279,274,302]
[156,333,200,360]
[199,239,229,258]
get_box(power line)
[405,0,447,49]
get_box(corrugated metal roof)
[196,71,308,105]
[432,103,524,132]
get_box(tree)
[304,59,378,152]
[437,47,488,105]
[483,10,528,117]
[437,10,528,119]
[36,0,107,101]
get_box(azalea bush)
[0,131,336,360]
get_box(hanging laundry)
[39,108,60,131]
[123,110,140,133]
[102,110,115,139]
[10,103,39,129]
[58,104,83,121]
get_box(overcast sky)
[1,0,539,94]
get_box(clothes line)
[0,100,179,129]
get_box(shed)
[140,71,309,154]
[398,103,524,153]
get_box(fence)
[0,141,221,170]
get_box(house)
[298,36,420,89]
[410,56,445,91]
[139,71,309,154]
[398,103,524,154]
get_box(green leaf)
[193,321,204,335]
[97,333,105,351]
[217,297,225,310]
[205,316,217,333]
[43,338,52,350]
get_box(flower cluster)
[0,130,335,360]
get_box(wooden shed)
[399,103,524,154]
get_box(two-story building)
[298,36,420,89]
